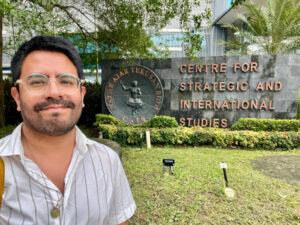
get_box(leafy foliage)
[222,0,300,55]
[94,114,179,129]
[144,115,179,128]
[231,0,247,7]
[94,114,125,126]
[78,82,102,126]
[2,0,211,60]
[231,118,300,132]
[97,124,300,150]
[0,124,16,138]
[4,79,22,125]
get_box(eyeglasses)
[16,73,85,95]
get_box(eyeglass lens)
[24,74,80,95]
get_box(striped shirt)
[0,124,136,225]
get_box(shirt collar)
[0,123,90,157]
[74,126,89,155]
[0,123,23,157]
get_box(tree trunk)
[0,12,6,127]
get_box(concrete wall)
[102,54,300,127]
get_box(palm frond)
[223,0,300,55]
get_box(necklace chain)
[21,134,63,218]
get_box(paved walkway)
[251,155,300,186]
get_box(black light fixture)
[163,159,175,174]
[220,162,235,198]
[220,162,228,187]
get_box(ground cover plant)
[95,115,300,150]
[122,147,300,225]
[231,118,300,131]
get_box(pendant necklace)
[50,199,62,218]
[22,134,63,219]
[41,165,63,219]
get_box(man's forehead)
[21,50,79,77]
[24,50,70,61]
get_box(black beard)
[20,99,81,136]
[34,99,75,112]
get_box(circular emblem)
[104,65,164,124]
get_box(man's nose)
[44,80,62,99]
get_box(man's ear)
[11,87,21,111]
[81,85,86,108]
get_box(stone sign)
[104,65,164,124]
[102,55,300,127]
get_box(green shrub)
[0,125,16,138]
[78,82,102,126]
[144,115,179,128]
[96,124,300,150]
[94,114,125,126]
[4,79,22,125]
[188,128,214,145]
[231,118,300,132]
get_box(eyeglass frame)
[15,73,85,95]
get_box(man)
[0,36,136,224]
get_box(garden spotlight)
[163,159,175,174]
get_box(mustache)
[34,99,75,112]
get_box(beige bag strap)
[0,157,4,207]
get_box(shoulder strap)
[0,157,4,207]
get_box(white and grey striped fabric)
[0,124,136,225]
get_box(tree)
[0,0,211,127]
[0,7,4,127]
[222,0,300,55]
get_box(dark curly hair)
[11,36,84,82]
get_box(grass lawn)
[122,147,300,225]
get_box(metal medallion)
[104,65,164,124]
[50,207,60,218]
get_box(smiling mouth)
[42,105,67,110]
[34,99,75,112]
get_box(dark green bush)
[78,82,102,126]
[231,118,300,132]
[0,125,16,138]
[4,79,22,125]
[94,114,179,129]
[97,124,300,150]
[94,114,125,126]
[144,115,179,128]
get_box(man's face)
[11,50,86,136]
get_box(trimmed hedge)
[97,124,300,150]
[143,115,179,128]
[231,118,300,132]
[94,114,179,128]
[94,114,125,126]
